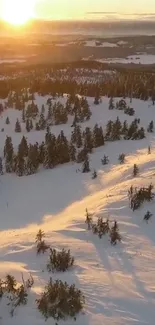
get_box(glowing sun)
[1,0,35,26]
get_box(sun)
[1,0,35,26]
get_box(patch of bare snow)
[98,54,155,65]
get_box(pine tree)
[101,155,109,165]
[85,208,92,230]
[122,120,128,135]
[26,144,39,175]
[26,119,30,132]
[19,136,28,157]
[4,136,14,173]
[29,119,33,130]
[39,142,45,164]
[15,145,25,176]
[5,116,10,125]
[0,157,3,175]
[148,146,151,154]
[83,127,93,153]
[147,120,154,133]
[133,164,139,177]
[56,131,70,164]
[82,155,90,173]
[39,113,46,130]
[94,95,100,105]
[144,211,152,223]
[69,142,76,161]
[118,153,125,164]
[92,169,97,179]
[111,117,122,140]
[22,107,25,123]
[110,221,121,245]
[105,120,113,140]
[108,97,115,110]
[93,124,104,148]
[15,119,21,133]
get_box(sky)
[1,0,155,21]
[33,0,155,20]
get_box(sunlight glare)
[1,0,35,26]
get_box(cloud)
[85,11,155,20]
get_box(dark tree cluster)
[85,209,121,245]
[105,117,145,141]
[128,184,154,211]
[47,248,74,272]
[36,278,85,322]
[0,273,34,317]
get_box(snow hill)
[1,95,155,325]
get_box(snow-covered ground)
[1,95,155,325]
[97,54,155,65]
[84,41,118,47]
[56,40,118,47]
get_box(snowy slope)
[1,95,155,325]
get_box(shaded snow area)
[117,40,128,45]
[84,40,118,47]
[1,95,155,324]
[56,40,118,47]
[98,54,155,65]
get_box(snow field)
[0,95,155,324]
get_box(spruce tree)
[19,136,28,157]
[92,169,97,179]
[144,211,152,223]
[29,119,33,130]
[15,145,25,176]
[22,107,25,122]
[108,97,115,110]
[105,120,113,140]
[4,136,14,173]
[39,113,46,130]
[94,95,100,105]
[147,120,154,133]
[0,157,3,175]
[118,153,125,164]
[15,119,21,133]
[26,119,30,132]
[39,142,45,164]
[133,164,139,177]
[69,143,76,161]
[101,155,109,165]
[110,221,121,245]
[82,155,90,173]
[93,124,104,148]
[5,116,10,125]
[83,127,93,153]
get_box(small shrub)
[144,211,153,223]
[101,155,109,165]
[85,208,92,230]
[35,229,49,255]
[36,278,85,321]
[133,164,139,177]
[148,146,151,154]
[6,116,10,125]
[118,153,125,164]
[129,184,154,211]
[110,221,121,245]
[0,273,34,316]
[47,248,74,272]
[92,169,97,179]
